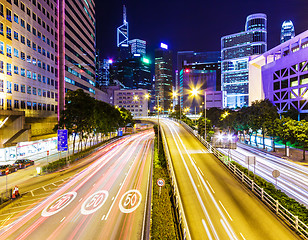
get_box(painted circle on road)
[42,192,77,217]
[119,190,142,214]
[81,190,109,215]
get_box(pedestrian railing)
[176,119,308,240]
[160,125,191,240]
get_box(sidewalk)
[239,141,308,167]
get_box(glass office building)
[281,20,295,43]
[221,13,267,108]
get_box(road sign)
[47,150,49,156]
[118,130,123,137]
[157,178,165,187]
[272,170,280,178]
[245,156,256,165]
[57,129,68,151]
[5,167,9,175]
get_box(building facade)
[281,20,295,43]
[113,89,149,117]
[249,29,308,118]
[0,0,57,116]
[128,39,146,56]
[58,0,96,115]
[221,13,267,109]
[179,63,222,112]
[155,44,173,113]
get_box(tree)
[275,117,293,156]
[249,99,279,149]
[289,120,308,160]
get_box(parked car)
[0,164,18,176]
[13,159,35,169]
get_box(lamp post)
[144,93,150,117]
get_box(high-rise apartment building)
[221,13,267,108]
[155,43,173,113]
[128,39,146,56]
[0,0,57,115]
[281,20,295,43]
[58,0,96,114]
[0,0,97,145]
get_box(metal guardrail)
[176,119,308,240]
[160,125,191,240]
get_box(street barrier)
[160,125,191,240]
[176,119,308,240]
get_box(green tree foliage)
[56,89,134,154]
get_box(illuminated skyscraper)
[281,20,295,43]
[129,39,146,56]
[155,43,173,113]
[221,13,267,108]
[117,5,128,47]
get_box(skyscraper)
[281,20,295,43]
[129,39,146,56]
[221,13,267,108]
[155,43,173,113]
[58,0,96,115]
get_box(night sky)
[96,0,308,63]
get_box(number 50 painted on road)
[119,190,142,213]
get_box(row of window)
[0,60,56,84]
[0,79,57,99]
[5,0,56,29]
[1,43,55,72]
[0,98,57,112]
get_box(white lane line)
[52,183,57,186]
[31,191,34,197]
[112,197,115,201]
[240,233,246,240]
[168,122,238,239]
[198,167,204,177]
[79,198,83,202]
[219,201,232,221]
[60,217,65,222]
[102,151,138,221]
[42,186,47,191]
[202,219,213,240]
[206,180,215,194]
[166,123,219,240]
[220,219,235,240]
[101,215,105,220]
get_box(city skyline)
[96,0,307,60]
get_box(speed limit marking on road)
[119,190,142,214]
[42,192,77,217]
[157,178,165,187]
[81,190,109,215]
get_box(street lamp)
[189,87,207,141]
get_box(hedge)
[151,125,178,239]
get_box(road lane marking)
[112,197,115,201]
[168,122,238,239]
[166,123,218,240]
[220,219,236,240]
[240,233,246,240]
[42,187,46,191]
[101,215,105,220]
[206,181,215,194]
[202,219,213,240]
[103,150,138,221]
[60,217,65,222]
[31,191,34,197]
[198,167,204,177]
[79,198,83,202]
[219,201,232,221]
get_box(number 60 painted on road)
[119,190,142,213]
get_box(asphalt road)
[218,143,308,206]
[161,119,299,240]
[0,130,153,240]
